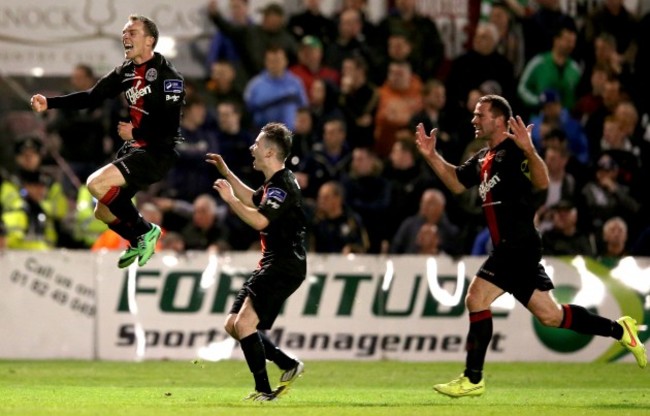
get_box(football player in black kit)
[206,122,306,402]
[415,95,646,398]
[30,15,184,268]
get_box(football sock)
[464,310,493,384]
[560,304,622,338]
[100,186,151,239]
[239,332,271,393]
[258,330,298,370]
[108,219,137,246]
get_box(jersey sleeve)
[257,183,296,222]
[455,151,482,189]
[47,67,122,110]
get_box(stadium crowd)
[1,0,650,260]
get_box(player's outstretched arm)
[206,153,255,207]
[415,123,466,194]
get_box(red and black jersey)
[47,53,184,151]
[456,139,540,247]
[252,168,307,275]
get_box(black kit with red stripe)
[456,139,540,248]
[47,52,184,152]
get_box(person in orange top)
[373,60,423,158]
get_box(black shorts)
[113,144,178,191]
[476,239,554,306]
[230,268,304,330]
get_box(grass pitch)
[0,360,648,416]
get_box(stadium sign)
[1,251,648,363]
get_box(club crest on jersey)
[495,149,506,162]
[145,68,157,81]
[125,80,152,105]
[164,79,183,93]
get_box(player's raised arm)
[506,116,549,190]
[415,123,466,194]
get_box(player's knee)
[465,292,485,310]
[224,318,236,339]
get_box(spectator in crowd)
[309,180,369,254]
[410,79,460,164]
[204,0,252,87]
[585,77,629,154]
[521,0,576,61]
[390,188,460,255]
[415,223,442,255]
[334,0,379,49]
[541,199,595,256]
[582,0,637,70]
[378,0,445,81]
[204,60,246,116]
[287,0,337,46]
[161,94,220,203]
[373,60,423,158]
[3,136,68,250]
[383,134,438,237]
[289,35,340,101]
[208,1,298,81]
[530,90,589,165]
[597,115,642,193]
[535,143,579,233]
[342,147,391,253]
[296,118,351,200]
[181,194,230,252]
[338,54,378,149]
[581,153,639,233]
[244,46,308,131]
[581,33,633,94]
[488,1,525,77]
[287,107,316,170]
[518,24,582,114]
[446,22,515,113]
[47,64,111,198]
[376,31,424,84]
[308,78,344,136]
[324,8,377,74]
[598,216,628,266]
[215,100,256,186]
[573,63,609,124]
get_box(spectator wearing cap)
[530,89,589,165]
[287,0,337,47]
[518,25,582,115]
[289,35,340,101]
[208,0,298,81]
[2,136,68,249]
[581,153,639,234]
[541,199,596,256]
